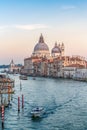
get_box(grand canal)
[1,74,87,130]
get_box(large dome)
[34,34,49,52]
[32,34,50,57]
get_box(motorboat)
[31,107,45,118]
[19,75,28,80]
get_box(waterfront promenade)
[0,74,87,130]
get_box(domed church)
[32,34,50,57]
[23,34,65,75]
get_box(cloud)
[61,5,76,10]
[0,25,9,33]
[15,24,49,30]
[0,24,49,31]
[0,25,9,30]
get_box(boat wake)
[42,94,78,118]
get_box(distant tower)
[61,42,65,56]
[10,60,15,68]
[9,59,15,72]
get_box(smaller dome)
[51,42,61,53]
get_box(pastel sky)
[0,0,87,64]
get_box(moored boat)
[19,75,28,80]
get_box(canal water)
[0,74,87,130]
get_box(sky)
[0,0,87,64]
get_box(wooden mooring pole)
[1,105,4,129]
[22,94,24,108]
[18,97,20,112]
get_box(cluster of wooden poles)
[18,94,24,111]
[1,94,24,129]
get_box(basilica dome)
[34,34,49,51]
[32,34,50,57]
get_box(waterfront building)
[8,60,21,74]
[0,74,14,107]
[47,59,53,77]
[73,68,87,81]
[61,56,86,79]
[22,56,41,75]
[33,57,42,76]
[22,34,87,79]
[47,57,63,77]
[62,66,76,79]
[62,56,86,67]
[40,57,48,76]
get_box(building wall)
[74,68,87,80]
[24,58,34,75]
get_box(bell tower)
[61,42,64,56]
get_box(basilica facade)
[21,34,87,78]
